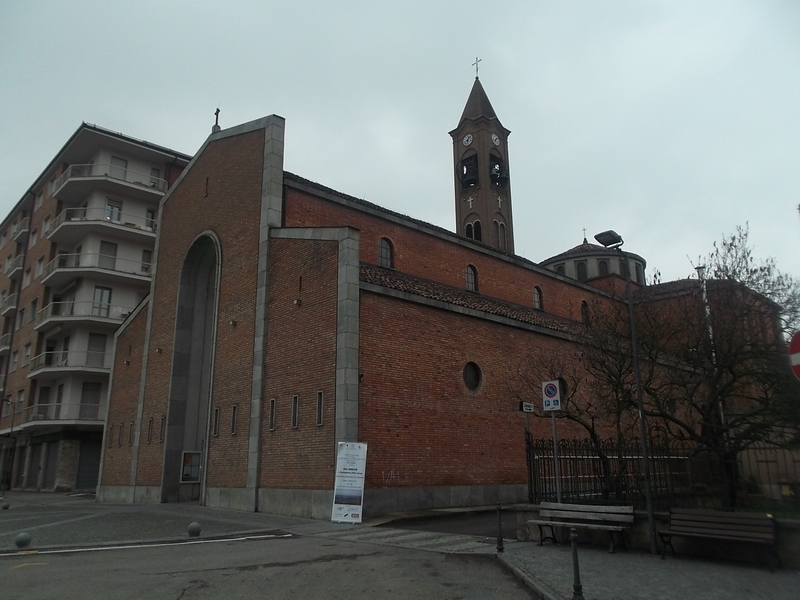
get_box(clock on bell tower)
[449,76,514,254]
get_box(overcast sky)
[1,1,798,283]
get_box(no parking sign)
[541,380,561,412]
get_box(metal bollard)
[496,503,504,553]
[570,527,585,600]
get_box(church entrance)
[161,235,219,503]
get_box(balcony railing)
[53,163,168,195]
[11,217,30,242]
[0,374,5,392]
[30,350,111,373]
[51,206,157,236]
[17,401,104,424]
[4,254,23,278]
[0,333,10,354]
[35,300,134,326]
[42,252,152,280]
[0,293,18,316]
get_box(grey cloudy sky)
[1,0,798,283]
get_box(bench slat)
[540,502,633,514]
[527,519,626,532]
[540,509,634,523]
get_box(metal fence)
[526,435,800,510]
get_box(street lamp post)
[594,230,657,555]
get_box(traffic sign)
[519,401,535,413]
[541,380,561,412]
[790,331,800,380]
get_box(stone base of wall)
[205,487,256,512]
[97,485,161,504]
[257,488,333,520]
[365,484,529,517]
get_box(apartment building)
[0,123,190,492]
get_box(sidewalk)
[1,492,799,599]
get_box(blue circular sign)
[544,383,558,398]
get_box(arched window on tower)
[489,152,508,187]
[533,286,543,310]
[494,220,506,251]
[472,220,482,242]
[576,262,588,281]
[466,265,478,292]
[581,300,590,324]
[598,260,609,276]
[460,154,479,188]
[378,237,394,269]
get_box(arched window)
[465,223,474,239]
[378,237,393,269]
[556,265,565,276]
[533,286,543,310]
[635,263,643,284]
[473,220,482,242]
[495,220,506,251]
[581,300,590,324]
[466,265,478,292]
[598,260,608,276]
[619,259,628,278]
[576,262,587,281]
[460,153,478,188]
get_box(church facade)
[97,81,644,517]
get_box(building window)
[231,405,238,435]
[460,154,479,187]
[16,308,25,330]
[109,157,127,180]
[212,407,220,436]
[35,256,44,278]
[28,228,37,248]
[159,416,166,442]
[128,422,134,445]
[118,422,123,447]
[42,215,50,235]
[463,362,482,391]
[495,221,507,251]
[581,301,591,324]
[150,167,161,187]
[465,220,482,242]
[147,418,153,443]
[141,249,152,274]
[466,265,478,292]
[145,208,156,231]
[635,263,643,284]
[556,264,565,276]
[576,262,588,282]
[378,237,394,269]
[105,199,122,223]
[269,398,276,431]
[599,260,609,276]
[533,286,543,310]
[316,391,324,426]
[11,351,18,371]
[34,193,43,211]
[291,395,299,428]
[92,286,112,317]
[22,344,30,366]
[108,426,114,448]
[22,268,30,289]
[29,299,37,321]
[619,259,628,278]
[16,389,24,413]
[99,241,117,270]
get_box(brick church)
[98,79,648,517]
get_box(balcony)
[41,252,151,289]
[0,293,18,317]
[4,254,23,279]
[11,217,30,243]
[48,206,157,245]
[35,300,134,333]
[0,374,5,392]
[0,333,10,356]
[0,401,105,435]
[28,350,111,380]
[52,163,167,205]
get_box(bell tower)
[449,76,514,253]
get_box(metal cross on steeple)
[472,57,482,77]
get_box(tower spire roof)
[458,77,499,124]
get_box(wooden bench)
[527,502,634,553]
[659,508,779,567]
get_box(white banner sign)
[331,442,368,523]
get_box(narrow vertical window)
[269,398,276,431]
[466,265,478,292]
[473,220,482,242]
[533,286,543,310]
[576,262,588,281]
[581,301,591,325]
[231,405,238,435]
[108,425,114,448]
[291,395,299,428]
[159,416,166,442]
[212,407,220,436]
[117,423,123,447]
[316,391,324,426]
[128,422,134,445]
[598,260,609,276]
[465,223,474,239]
[378,237,394,269]
[147,418,153,443]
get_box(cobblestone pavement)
[2,492,799,599]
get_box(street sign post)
[790,332,800,381]
[541,380,563,502]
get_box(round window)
[463,362,482,391]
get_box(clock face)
[491,133,500,146]
[462,134,473,146]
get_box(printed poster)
[331,442,367,523]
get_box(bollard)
[15,532,31,549]
[2,502,9,510]
[187,522,202,538]
[496,503,504,553]
[570,527,585,600]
